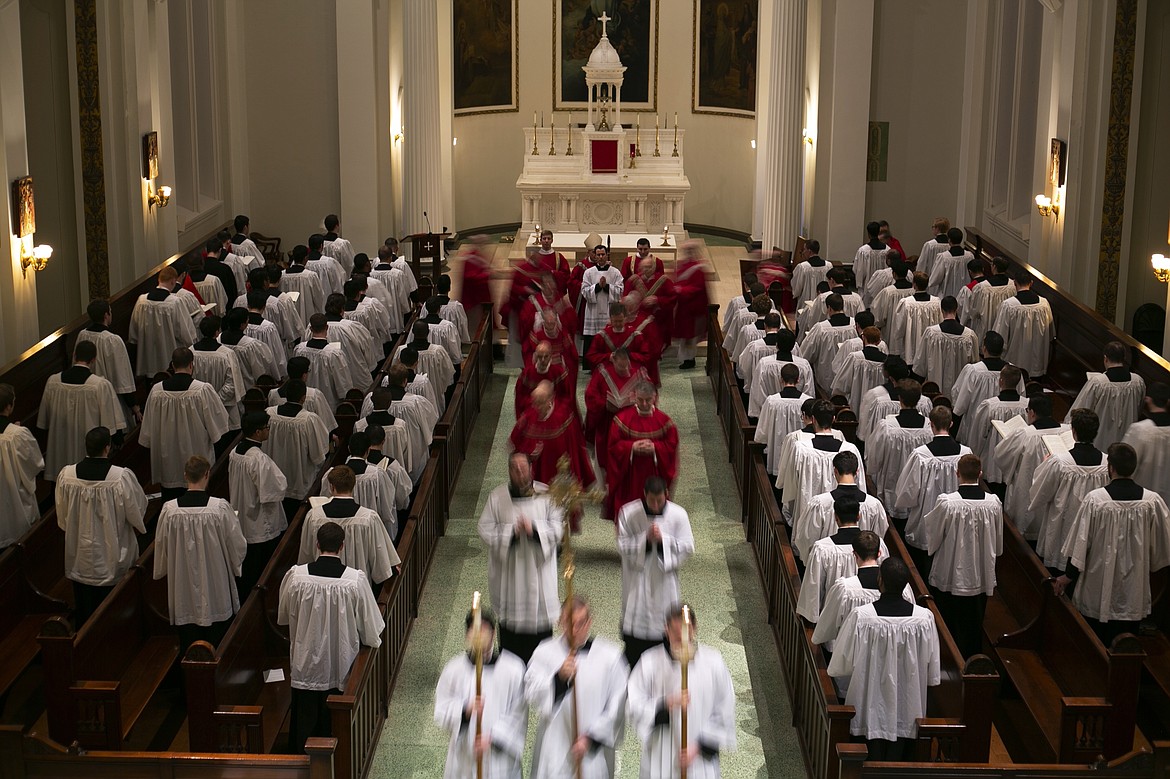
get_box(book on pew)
[1042,429,1077,457]
[991,415,1028,439]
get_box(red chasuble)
[585,320,655,376]
[458,248,492,312]
[621,254,665,280]
[509,401,595,530]
[501,258,544,321]
[672,257,711,340]
[514,361,572,420]
[520,293,579,346]
[568,257,594,308]
[603,405,679,520]
[625,272,677,352]
[525,322,579,392]
[535,251,570,297]
[754,259,794,314]
[584,362,649,453]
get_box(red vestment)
[458,248,492,311]
[671,257,711,340]
[535,251,571,296]
[514,361,571,419]
[568,257,594,334]
[604,405,678,520]
[625,272,677,351]
[585,320,655,376]
[584,362,648,453]
[510,401,595,529]
[526,322,579,391]
[501,258,544,321]
[519,293,578,346]
[621,254,665,280]
[754,260,794,314]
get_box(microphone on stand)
[424,210,433,233]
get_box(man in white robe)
[777,400,865,522]
[965,256,1016,340]
[0,384,44,547]
[992,270,1054,377]
[128,265,198,377]
[372,244,411,324]
[1122,381,1170,507]
[400,346,446,415]
[617,476,695,670]
[363,424,414,503]
[353,253,405,337]
[830,326,887,411]
[38,340,128,481]
[526,597,628,779]
[299,466,400,585]
[421,295,464,368]
[829,312,887,388]
[798,272,864,339]
[267,357,338,433]
[295,315,353,413]
[995,393,1069,538]
[260,266,307,349]
[953,331,1023,439]
[280,520,384,753]
[799,293,855,393]
[320,214,356,274]
[281,247,326,327]
[478,451,565,663]
[344,277,394,351]
[927,227,973,301]
[153,455,247,650]
[737,311,784,386]
[792,450,887,561]
[722,274,758,331]
[264,379,330,508]
[753,363,811,475]
[352,400,415,485]
[852,221,890,294]
[1054,442,1170,646]
[191,315,246,431]
[915,217,952,282]
[797,497,890,622]
[76,300,140,423]
[139,347,229,497]
[826,558,940,759]
[894,406,971,565]
[435,606,528,779]
[219,307,279,388]
[229,412,288,599]
[1069,340,1145,447]
[306,235,346,298]
[581,249,626,360]
[1031,408,1109,570]
[857,356,933,443]
[923,454,1002,657]
[244,289,289,371]
[871,260,915,332]
[627,605,736,779]
[954,258,985,326]
[723,285,767,355]
[725,296,772,364]
[230,214,267,266]
[791,240,831,306]
[396,320,456,391]
[186,255,229,317]
[319,430,408,541]
[888,272,940,369]
[961,365,1027,487]
[746,330,816,416]
[866,380,932,509]
[812,532,912,654]
[920,295,979,395]
[55,426,147,624]
[434,274,471,344]
[384,367,439,479]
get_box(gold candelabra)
[672,112,680,158]
[653,114,661,157]
[566,111,574,156]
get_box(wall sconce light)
[1035,193,1059,218]
[20,239,53,277]
[802,128,814,146]
[1153,253,1170,283]
[750,139,756,149]
[148,184,172,210]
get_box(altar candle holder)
[548,115,557,156]
[672,112,680,158]
[653,114,661,157]
[662,224,670,246]
[636,115,642,157]
[566,112,574,156]
[532,114,539,156]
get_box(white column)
[335,0,384,252]
[760,0,807,255]
[402,0,444,239]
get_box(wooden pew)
[982,516,1144,763]
[0,543,69,703]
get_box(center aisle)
[372,360,804,777]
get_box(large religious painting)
[555,0,659,111]
[692,0,757,117]
[12,176,35,238]
[453,0,518,114]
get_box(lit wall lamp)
[11,175,52,277]
[1035,193,1059,218]
[802,128,814,146]
[1152,253,1170,283]
[20,240,53,277]
[148,184,172,210]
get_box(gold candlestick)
[532,113,539,155]
[566,111,574,156]
[548,115,557,155]
[653,114,661,157]
[635,115,642,157]
[672,117,680,158]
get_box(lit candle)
[637,114,640,129]
[533,111,537,127]
[568,111,572,127]
[656,114,659,129]
[541,111,544,128]
[674,112,678,128]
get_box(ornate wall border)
[74,0,109,300]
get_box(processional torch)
[680,605,693,779]
[547,456,604,779]
[471,590,484,779]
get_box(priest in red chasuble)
[509,380,594,531]
[534,229,570,295]
[501,252,545,367]
[672,240,712,370]
[586,300,656,375]
[526,308,579,392]
[625,256,677,353]
[604,381,679,520]
[584,347,649,460]
[621,237,665,280]
[514,341,572,420]
[519,273,578,347]
[455,234,493,338]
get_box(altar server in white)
[191,315,246,431]
[38,340,128,481]
[56,426,147,624]
[746,329,816,416]
[264,379,330,504]
[386,363,439,468]
[738,312,785,386]
[230,214,267,266]
[871,260,916,332]
[995,393,1069,538]
[965,256,1016,340]
[921,295,979,395]
[1030,408,1109,570]
[812,532,912,653]
[319,430,407,541]
[219,307,279,388]
[324,293,378,392]
[923,454,1002,657]
[865,380,932,510]
[398,345,446,415]
[526,596,628,779]
[830,325,887,411]
[627,605,736,779]
[992,269,1054,377]
[800,293,856,392]
[829,311,886,380]
[299,466,399,585]
[267,357,337,433]
[281,246,326,326]
[617,476,695,670]
[1123,381,1170,507]
[952,331,1023,436]
[153,455,247,650]
[791,239,830,306]
[887,272,939,369]
[244,289,289,370]
[776,400,865,522]
[1054,442,1170,646]
[128,265,198,377]
[229,412,288,599]
[915,217,951,282]
[0,384,44,546]
[435,274,471,344]
[827,558,940,760]
[927,227,973,301]
[280,521,384,753]
[581,248,626,359]
[753,363,811,476]
[141,347,230,496]
[857,356,933,443]
[358,388,424,482]
[852,221,890,295]
[435,606,528,779]
[76,300,139,421]
[895,406,971,557]
[396,320,456,392]
[1069,340,1145,448]
[295,315,353,414]
[961,365,1027,485]
[363,424,414,501]
[797,497,889,622]
[421,295,463,364]
[479,451,565,664]
[320,213,356,274]
[792,450,887,562]
[306,235,346,297]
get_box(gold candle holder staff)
[662,225,671,247]
[549,114,557,156]
[566,111,574,156]
[653,114,661,157]
[636,114,642,156]
[532,112,539,156]
[672,112,680,158]
[679,605,693,779]
[471,591,485,779]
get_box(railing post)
[305,736,338,779]
[1105,634,1146,760]
[960,654,998,762]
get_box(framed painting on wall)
[1049,138,1067,187]
[692,0,757,117]
[12,176,35,238]
[142,131,159,179]
[554,0,658,112]
[454,0,518,114]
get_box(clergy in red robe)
[604,382,679,520]
[515,341,572,420]
[519,274,579,347]
[754,250,794,315]
[584,347,649,457]
[502,252,545,367]
[526,309,579,392]
[534,229,571,295]
[585,301,656,375]
[509,380,594,531]
[625,257,677,358]
[621,238,666,280]
[672,241,711,369]
[456,235,493,338]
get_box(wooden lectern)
[405,232,449,283]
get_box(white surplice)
[140,380,229,488]
[993,296,1054,376]
[75,329,136,395]
[407,371,445,415]
[1123,419,1170,508]
[916,237,950,281]
[324,318,378,392]
[266,387,337,432]
[866,416,932,507]
[244,317,288,372]
[395,341,456,390]
[263,406,329,499]
[966,281,1016,340]
[278,563,383,690]
[920,325,979,395]
[995,423,1070,537]
[791,491,888,561]
[435,650,528,779]
[927,249,973,300]
[293,341,352,412]
[853,244,890,293]
[952,360,1025,421]
[800,320,856,390]
[306,256,346,297]
[796,535,890,621]
[775,435,866,522]
[0,422,44,545]
[478,483,564,632]
[871,284,915,331]
[829,337,888,383]
[352,416,415,482]
[746,355,816,415]
[582,266,626,336]
[791,261,831,307]
[219,334,278,389]
[55,464,147,586]
[321,236,355,274]
[830,349,887,411]
[192,345,246,429]
[280,270,326,327]
[1070,372,1146,448]
[192,275,228,317]
[627,644,736,779]
[963,396,1028,482]
[299,500,400,583]
[894,443,972,550]
[229,445,288,544]
[924,491,1003,595]
[390,394,439,478]
[753,393,811,474]
[617,500,695,640]
[438,298,471,344]
[798,293,864,339]
[856,385,933,443]
[811,574,913,651]
[1061,488,1170,622]
[1030,451,1109,569]
[153,496,247,626]
[888,296,941,366]
[128,295,197,376]
[320,459,407,539]
[863,267,894,309]
[526,635,628,779]
[826,603,941,741]
[39,374,128,481]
